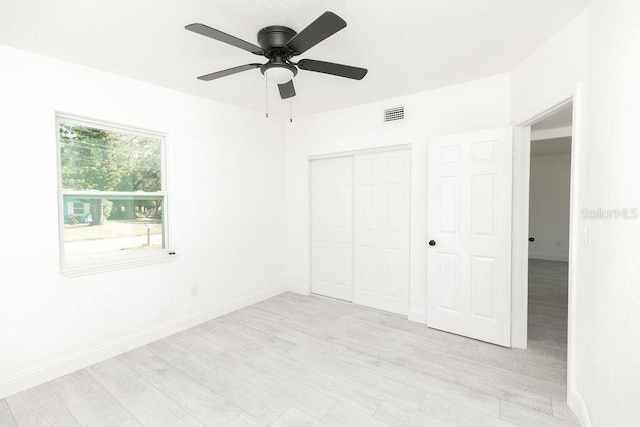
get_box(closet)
[310,149,410,315]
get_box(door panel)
[311,157,354,301]
[436,252,460,312]
[353,150,411,315]
[438,176,460,234]
[383,248,401,297]
[361,245,376,293]
[427,128,512,347]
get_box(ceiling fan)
[185,11,368,100]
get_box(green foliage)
[102,199,114,219]
[59,123,161,192]
[65,214,80,225]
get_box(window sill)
[61,252,176,278]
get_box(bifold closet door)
[353,150,411,315]
[310,157,354,301]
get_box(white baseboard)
[569,388,591,427]
[408,308,427,324]
[287,285,310,296]
[0,284,287,400]
[529,253,569,262]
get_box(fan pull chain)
[265,74,269,118]
[290,98,293,123]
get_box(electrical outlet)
[190,286,199,297]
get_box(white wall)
[528,151,571,261]
[572,0,640,425]
[511,11,588,123]
[0,45,287,399]
[285,73,512,323]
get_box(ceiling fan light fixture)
[265,66,295,84]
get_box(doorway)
[527,104,573,366]
[511,89,583,408]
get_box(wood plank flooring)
[3,260,578,426]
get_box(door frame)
[511,83,583,404]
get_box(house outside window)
[57,115,169,275]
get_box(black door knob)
[428,240,436,246]
[528,237,535,242]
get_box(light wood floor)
[1,260,578,426]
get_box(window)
[71,202,89,216]
[57,115,170,275]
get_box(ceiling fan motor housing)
[257,26,297,55]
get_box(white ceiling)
[0,0,590,118]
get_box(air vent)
[384,106,405,123]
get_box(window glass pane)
[59,122,162,192]
[62,196,164,261]
[73,203,84,215]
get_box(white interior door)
[426,128,513,346]
[310,157,353,301]
[353,150,411,315]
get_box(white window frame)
[56,113,173,277]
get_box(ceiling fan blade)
[278,80,296,99]
[285,12,346,55]
[297,59,368,80]
[197,64,262,81]
[186,23,265,55]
